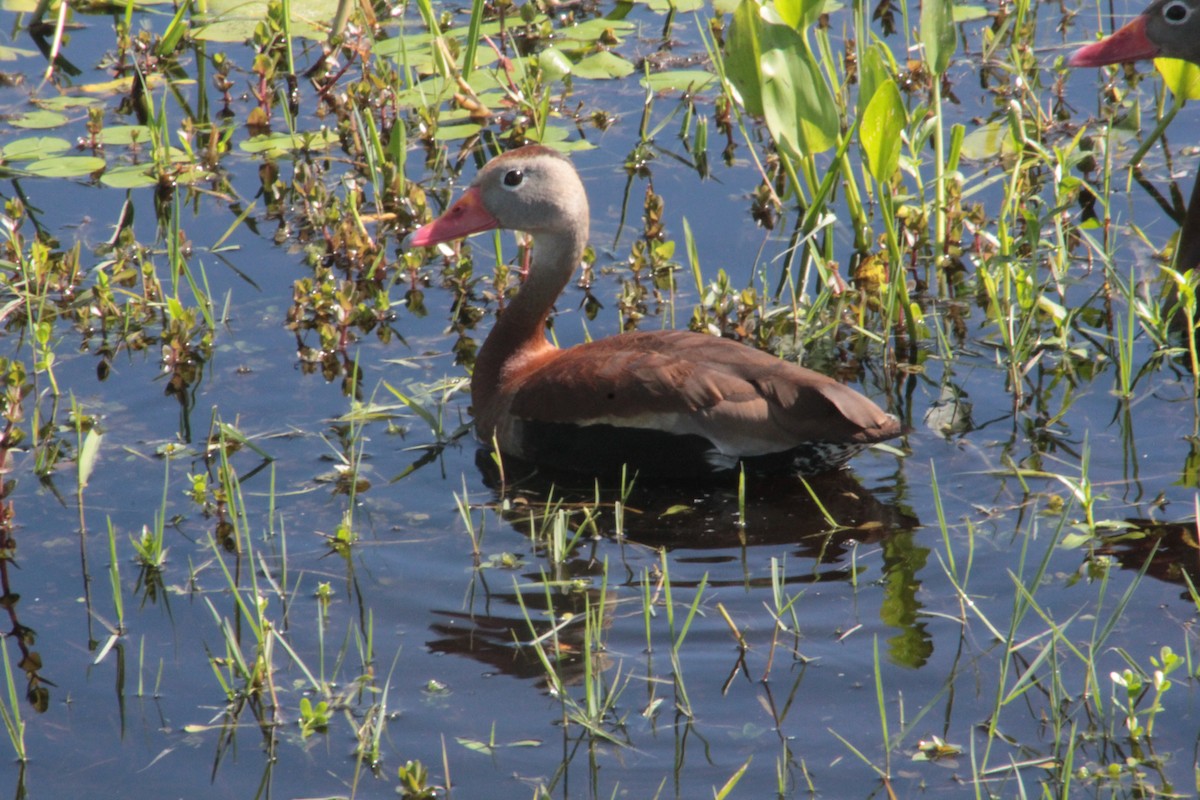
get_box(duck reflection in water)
[425,452,930,691]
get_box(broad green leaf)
[97,125,152,146]
[37,96,99,111]
[100,165,157,189]
[192,0,332,42]
[725,0,766,116]
[571,51,634,80]
[238,130,338,155]
[856,42,893,120]
[2,137,70,161]
[920,0,957,76]
[640,69,716,92]
[11,110,69,130]
[537,46,572,82]
[759,29,839,156]
[432,123,483,141]
[25,156,107,177]
[958,120,1016,162]
[860,78,906,182]
[1157,58,1200,101]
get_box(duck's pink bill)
[410,186,501,247]
[1069,16,1160,67]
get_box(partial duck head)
[1070,0,1200,66]
[410,145,590,246]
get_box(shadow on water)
[426,450,929,685]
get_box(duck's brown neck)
[472,228,587,426]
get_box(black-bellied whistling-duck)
[409,145,901,478]
[1070,1,1200,274]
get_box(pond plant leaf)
[11,110,69,129]
[921,0,958,76]
[99,165,158,189]
[1,136,70,161]
[725,0,838,155]
[958,120,1016,162]
[571,51,635,80]
[238,130,338,155]
[860,78,906,182]
[1157,59,1200,101]
[641,69,715,92]
[25,156,107,178]
[97,125,152,146]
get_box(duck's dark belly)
[507,419,863,479]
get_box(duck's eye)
[1164,0,1190,23]
[502,169,524,188]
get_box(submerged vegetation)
[0,0,1199,795]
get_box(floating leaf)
[571,51,635,80]
[2,137,70,161]
[860,78,906,182]
[97,125,152,146]
[641,69,715,92]
[25,156,107,178]
[192,0,330,42]
[238,129,337,155]
[432,123,483,141]
[37,96,99,111]
[11,110,69,130]
[100,165,156,188]
[78,73,165,94]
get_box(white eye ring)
[501,169,524,190]
[1163,0,1191,24]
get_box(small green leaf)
[78,429,103,489]
[571,51,634,80]
[640,69,715,92]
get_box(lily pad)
[571,51,635,80]
[238,129,338,155]
[99,164,157,189]
[432,122,483,141]
[97,125,152,146]
[192,0,331,42]
[641,69,715,92]
[11,110,69,130]
[1,137,71,161]
[37,96,100,111]
[25,155,106,178]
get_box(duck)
[408,145,901,478]
[1070,0,1200,275]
